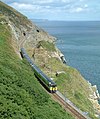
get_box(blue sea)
[34,20,100,94]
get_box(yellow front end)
[50,87,57,93]
[52,87,57,93]
[50,87,53,93]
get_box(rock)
[88,81,100,116]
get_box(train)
[20,48,57,93]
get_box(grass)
[0,1,31,30]
[34,47,98,119]
[0,22,74,119]
[54,63,97,119]
[37,41,56,52]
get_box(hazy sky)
[1,0,100,21]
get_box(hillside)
[0,1,100,119]
[0,18,74,118]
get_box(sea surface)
[34,20,100,94]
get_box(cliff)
[0,1,100,118]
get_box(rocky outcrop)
[0,1,66,64]
[88,81,100,117]
[0,1,55,49]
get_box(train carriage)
[20,48,57,93]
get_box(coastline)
[34,20,100,94]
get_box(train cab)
[49,83,57,93]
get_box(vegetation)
[0,1,98,118]
[35,46,97,119]
[0,22,74,119]
[37,41,56,52]
[0,1,31,29]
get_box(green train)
[20,48,57,93]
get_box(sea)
[33,20,100,95]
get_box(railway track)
[20,48,91,119]
[52,91,90,119]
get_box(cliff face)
[0,1,100,118]
[0,2,55,44]
[0,1,65,64]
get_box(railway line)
[52,91,91,119]
[20,48,91,119]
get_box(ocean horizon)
[33,20,100,94]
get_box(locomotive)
[20,48,57,93]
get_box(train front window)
[49,82,51,86]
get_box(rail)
[20,48,91,119]
[52,91,91,119]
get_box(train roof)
[40,71,56,85]
[21,48,57,86]
[32,64,56,85]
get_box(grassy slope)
[0,1,31,31]
[34,41,97,119]
[0,23,74,119]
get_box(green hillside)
[0,21,74,119]
[0,1,99,119]
[33,41,98,119]
[0,1,30,28]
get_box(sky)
[1,0,100,21]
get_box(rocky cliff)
[0,1,100,118]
